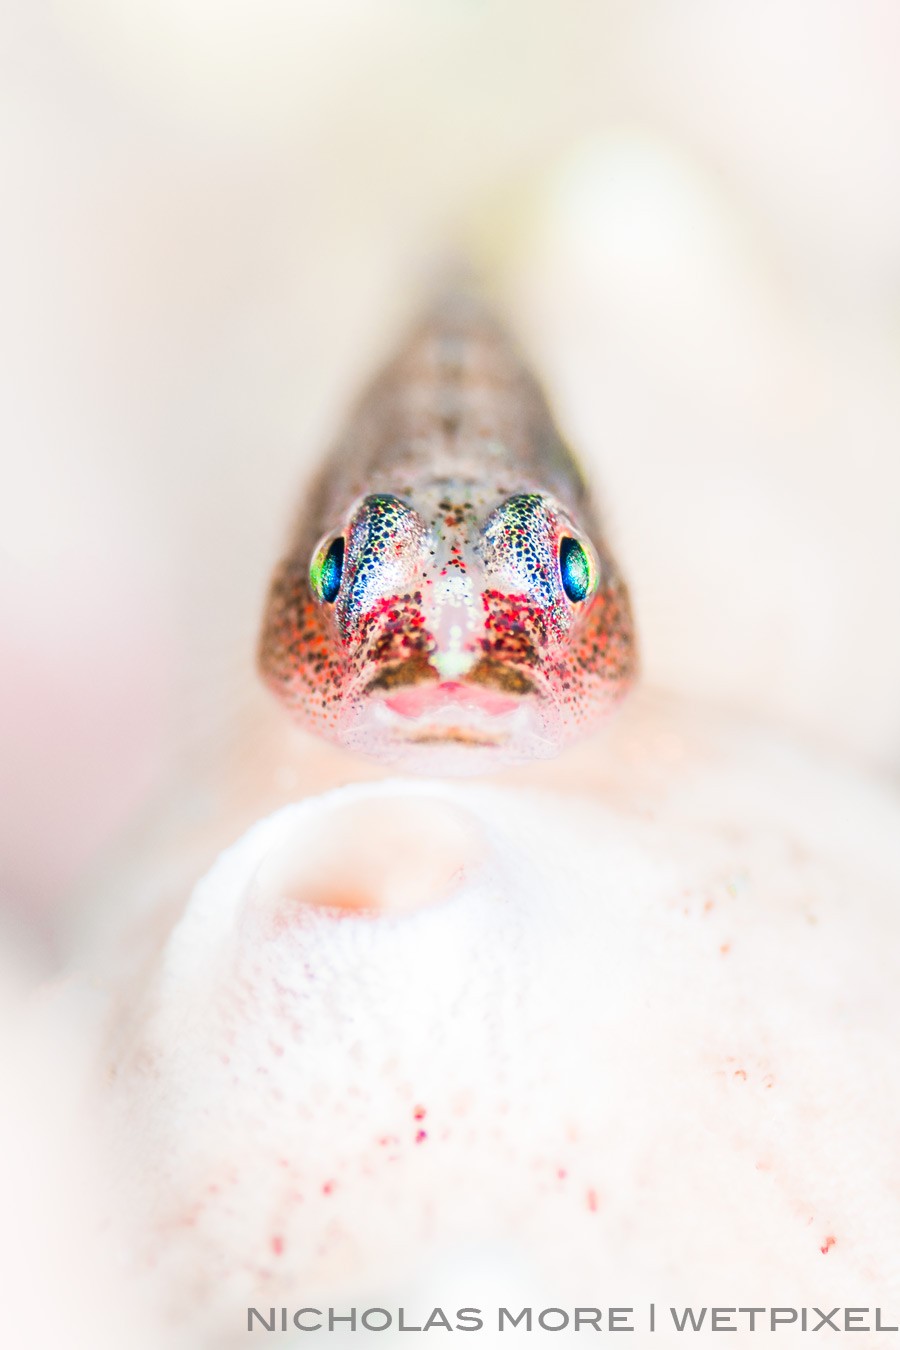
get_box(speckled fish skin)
[259,290,636,771]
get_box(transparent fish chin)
[343,691,561,775]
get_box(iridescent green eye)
[559,536,596,603]
[310,536,345,603]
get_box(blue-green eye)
[310,536,345,603]
[559,536,595,603]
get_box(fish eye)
[310,536,345,604]
[559,536,596,603]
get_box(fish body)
[259,291,636,772]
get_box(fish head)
[260,483,636,772]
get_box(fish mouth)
[363,656,540,722]
[353,654,547,757]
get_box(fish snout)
[340,576,557,766]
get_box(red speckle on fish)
[820,1235,836,1254]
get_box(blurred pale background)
[2,0,900,950]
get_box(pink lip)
[384,682,521,719]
